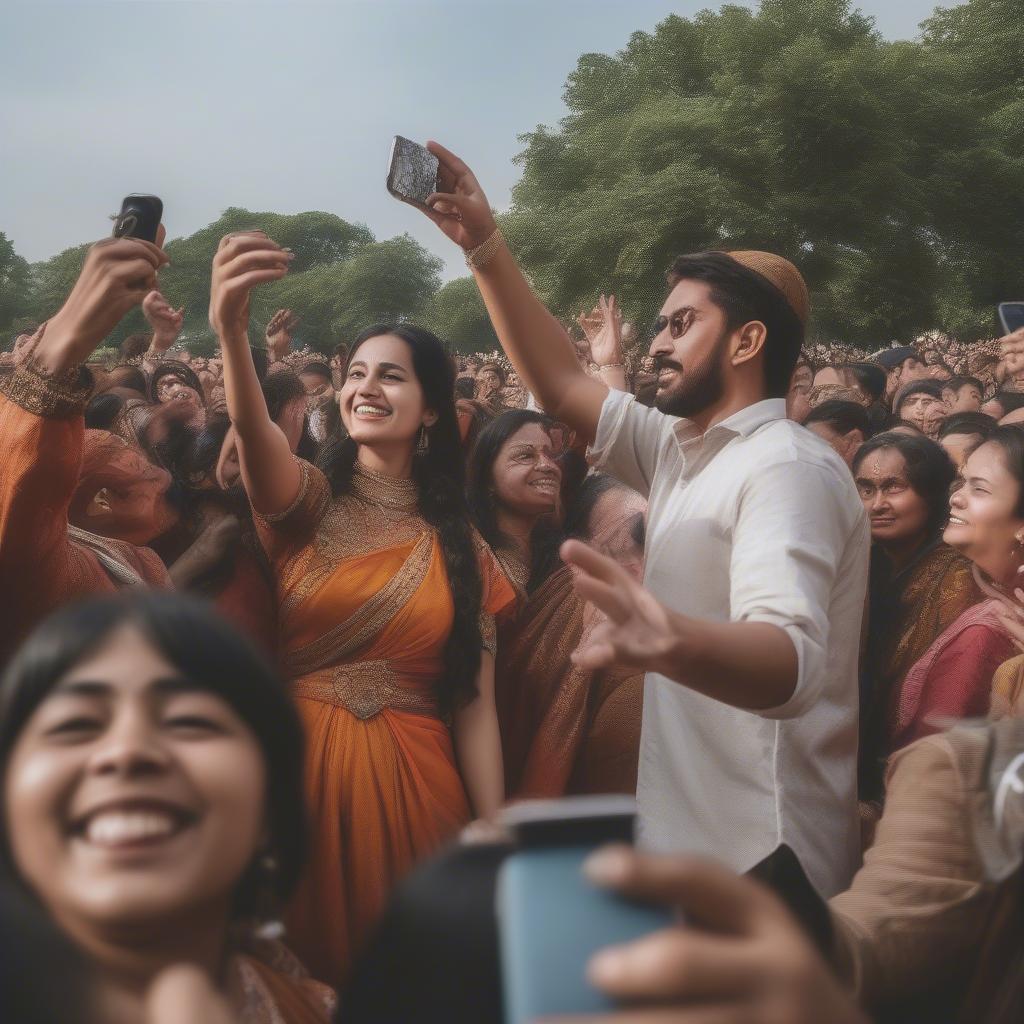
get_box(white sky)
[0,0,942,278]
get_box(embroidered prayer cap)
[724,251,810,327]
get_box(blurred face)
[4,625,266,937]
[79,444,176,546]
[946,441,1024,582]
[276,395,307,454]
[900,356,928,382]
[648,279,732,419]
[899,391,944,434]
[298,372,332,407]
[476,368,503,398]
[790,363,813,391]
[940,432,982,470]
[855,448,931,549]
[339,334,435,449]
[806,421,863,467]
[492,423,562,518]
[943,383,982,413]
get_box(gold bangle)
[464,228,505,270]
[597,362,625,370]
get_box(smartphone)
[497,795,675,1024]
[112,194,163,243]
[999,302,1024,336]
[386,136,440,212]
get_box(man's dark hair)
[804,400,872,439]
[893,379,944,417]
[665,252,804,399]
[942,375,984,397]
[844,362,887,402]
[937,411,997,441]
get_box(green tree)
[0,232,33,342]
[420,275,499,353]
[506,0,1024,346]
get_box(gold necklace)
[351,462,420,526]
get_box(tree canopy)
[505,0,1024,346]
[3,0,1021,354]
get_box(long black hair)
[317,324,483,714]
[0,593,306,917]
[467,409,564,593]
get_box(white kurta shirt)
[591,390,868,897]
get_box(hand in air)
[209,232,293,341]
[47,237,168,359]
[544,846,868,1024]
[421,141,499,250]
[143,290,185,350]
[587,294,624,368]
[560,539,677,674]
[265,307,300,359]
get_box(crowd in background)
[2,171,1024,1024]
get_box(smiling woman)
[869,428,1024,768]
[0,593,334,1024]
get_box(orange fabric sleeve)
[253,457,332,564]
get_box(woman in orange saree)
[209,232,513,988]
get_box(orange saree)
[255,460,513,987]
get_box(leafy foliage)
[506,0,1024,345]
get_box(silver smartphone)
[386,136,440,212]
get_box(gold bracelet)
[464,228,505,270]
[597,362,625,370]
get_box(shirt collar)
[671,398,787,450]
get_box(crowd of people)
[1,140,1023,1024]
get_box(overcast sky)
[1,0,942,278]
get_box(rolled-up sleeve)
[588,389,670,499]
[730,459,856,720]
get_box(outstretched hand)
[560,539,679,675]
[420,141,498,251]
[143,290,185,350]
[209,232,293,342]
[266,307,300,359]
[544,846,867,1024]
[588,294,624,368]
[42,237,168,371]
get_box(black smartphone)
[112,194,163,243]
[386,136,440,212]
[497,796,675,1023]
[998,302,1024,335]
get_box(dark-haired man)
[942,375,984,414]
[804,399,871,467]
[416,141,867,897]
[937,411,996,469]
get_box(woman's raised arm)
[208,232,301,516]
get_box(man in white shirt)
[416,142,868,896]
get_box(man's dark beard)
[654,330,730,419]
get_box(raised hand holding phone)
[419,141,499,251]
[40,236,168,374]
